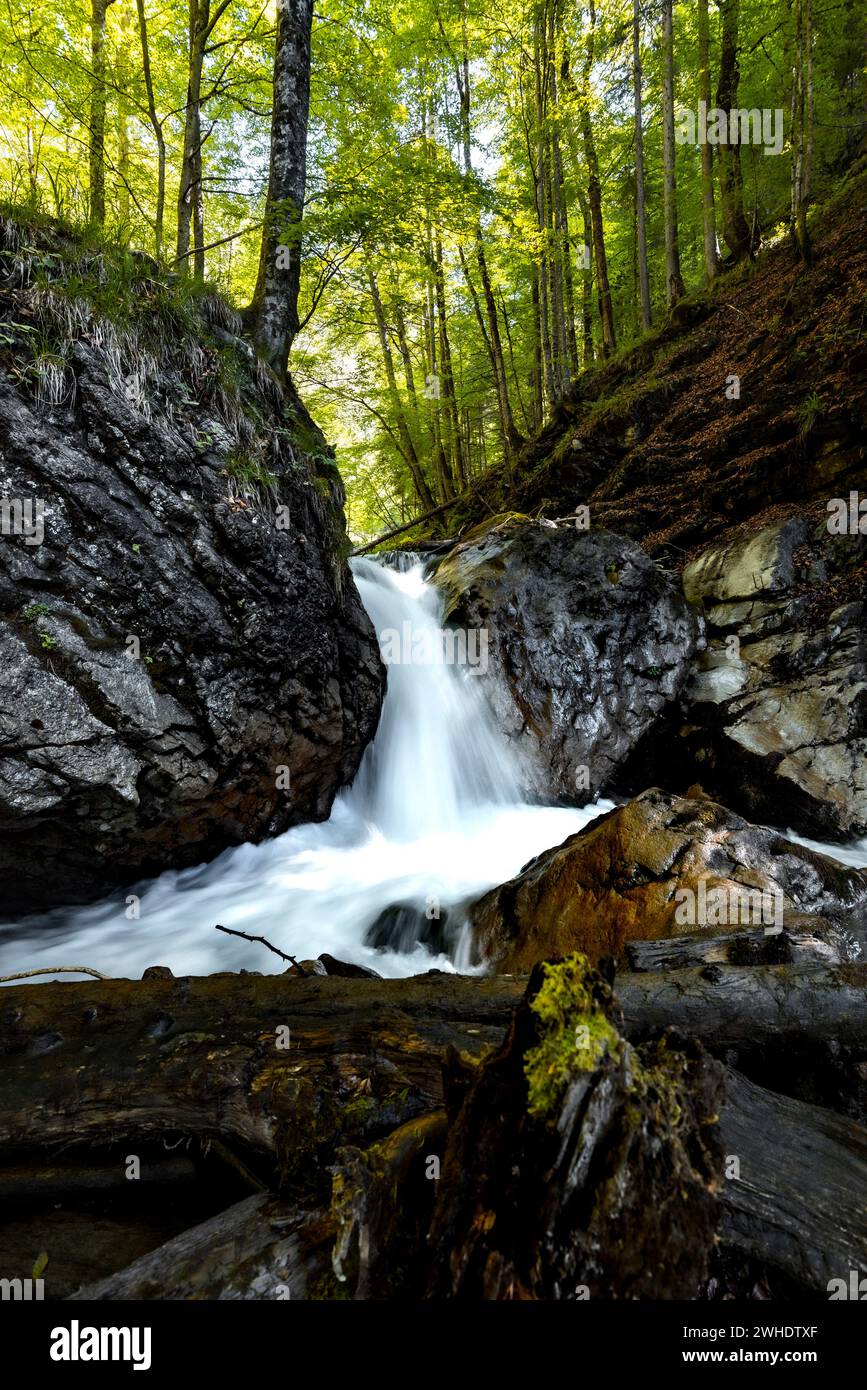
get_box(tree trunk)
[633,0,652,328]
[530,274,544,428]
[451,40,524,460]
[697,0,720,280]
[716,0,752,261]
[548,21,576,386]
[581,2,616,355]
[136,0,166,257]
[661,0,685,305]
[792,0,814,261]
[617,964,867,1050]
[368,269,436,513]
[533,27,557,401]
[252,0,314,376]
[719,1068,867,1296]
[434,236,467,490]
[459,246,508,463]
[88,0,114,226]
[176,0,208,271]
[575,185,595,365]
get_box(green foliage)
[0,0,861,544]
[223,448,277,490]
[797,390,823,437]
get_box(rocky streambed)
[1,291,865,1301]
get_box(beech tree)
[253,0,314,376]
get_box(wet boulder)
[0,221,383,912]
[431,516,703,802]
[663,515,866,840]
[468,787,867,972]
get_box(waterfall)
[0,559,609,981]
[4,557,863,984]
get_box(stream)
[0,557,613,981]
[1,555,865,983]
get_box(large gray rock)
[678,515,866,839]
[0,224,383,912]
[431,516,703,801]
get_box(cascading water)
[0,558,613,982]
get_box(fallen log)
[69,1195,334,1301]
[2,967,865,1300]
[616,962,867,1049]
[625,923,858,972]
[719,1069,867,1295]
[0,971,523,1200]
[2,966,865,1180]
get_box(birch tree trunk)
[252,0,314,376]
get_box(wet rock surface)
[624,515,867,840]
[468,787,867,973]
[431,516,703,801]
[0,247,383,912]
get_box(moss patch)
[523,953,622,1119]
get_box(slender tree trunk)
[391,288,420,413]
[368,270,436,512]
[454,33,523,457]
[177,0,208,270]
[792,0,814,261]
[633,0,652,329]
[661,0,685,305]
[697,0,720,280]
[252,0,314,376]
[530,275,544,429]
[117,67,130,226]
[716,0,751,261]
[548,14,575,389]
[434,236,467,490]
[89,0,115,226]
[533,25,557,402]
[136,0,166,257]
[497,287,531,434]
[425,307,452,504]
[581,2,616,355]
[575,184,595,366]
[459,246,508,463]
[477,240,523,453]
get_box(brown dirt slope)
[437,150,867,583]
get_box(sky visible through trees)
[1,0,864,537]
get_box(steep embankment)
[442,154,866,590]
[0,213,383,912]
[420,161,866,842]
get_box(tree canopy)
[1,0,863,537]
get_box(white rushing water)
[0,558,612,983]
